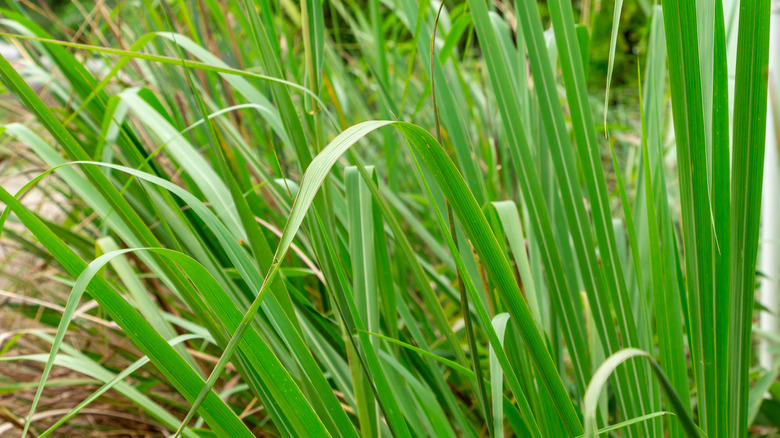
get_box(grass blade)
[728,0,772,435]
[712,1,731,436]
[661,1,717,434]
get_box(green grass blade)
[728,0,772,435]
[640,71,691,438]
[489,313,512,438]
[661,1,717,434]
[361,331,474,377]
[711,1,731,436]
[604,0,624,131]
[609,144,644,311]
[490,201,542,326]
[346,165,380,437]
[302,0,324,112]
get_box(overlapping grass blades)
[0,0,774,436]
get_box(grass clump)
[0,0,775,437]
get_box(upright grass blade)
[698,1,716,177]
[371,184,398,345]
[490,201,542,326]
[634,14,693,434]
[489,313,512,438]
[346,166,380,438]
[728,0,772,435]
[301,0,324,113]
[661,1,718,435]
[711,1,731,436]
[640,69,690,438]
[634,4,667,321]
[609,144,643,319]
[604,0,624,131]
